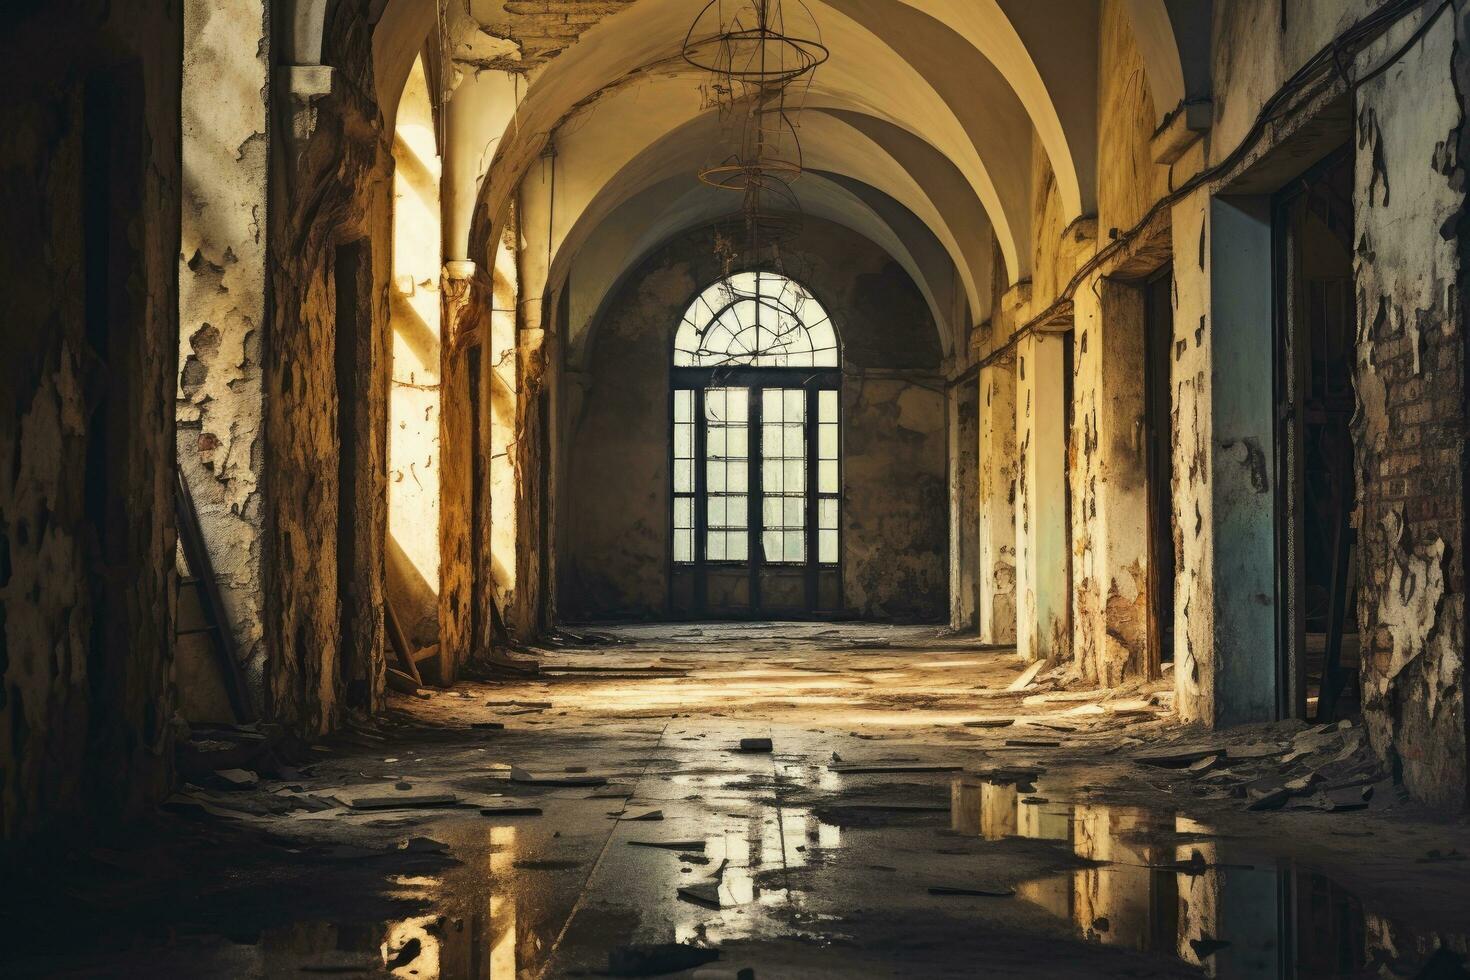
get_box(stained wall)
[560,218,947,622]
[0,0,183,841]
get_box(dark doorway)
[334,239,370,708]
[1144,266,1176,669]
[1274,146,1357,720]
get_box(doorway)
[334,239,371,708]
[669,272,842,618]
[1274,146,1358,720]
[1144,266,1176,669]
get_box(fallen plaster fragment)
[962,718,1014,728]
[629,839,706,851]
[479,805,543,817]
[344,792,459,810]
[827,763,962,774]
[1226,743,1282,760]
[213,768,259,789]
[1007,661,1046,691]
[928,885,1015,898]
[678,859,731,908]
[737,738,773,753]
[1005,738,1061,748]
[509,766,606,786]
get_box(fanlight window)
[674,271,838,368]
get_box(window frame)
[668,272,843,616]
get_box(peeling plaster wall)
[978,358,1019,644]
[1352,7,1467,808]
[561,218,946,622]
[264,3,392,732]
[1071,279,1151,685]
[0,0,182,841]
[178,0,271,702]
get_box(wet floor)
[6,623,1469,978]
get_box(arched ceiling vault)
[289,0,1196,329]
[544,97,990,319]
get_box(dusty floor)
[6,623,1470,978]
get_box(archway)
[670,272,843,618]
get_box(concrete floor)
[7,623,1470,978]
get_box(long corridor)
[8,625,1469,977]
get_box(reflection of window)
[671,273,841,575]
[674,272,838,368]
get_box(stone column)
[978,356,1018,644]
[437,261,487,683]
[1015,333,1069,664]
[1071,277,1151,685]
[1171,194,1277,727]
[948,375,981,630]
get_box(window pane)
[763,388,783,420]
[784,460,803,488]
[818,389,838,420]
[819,528,838,564]
[819,497,838,529]
[708,533,726,561]
[784,424,803,456]
[728,534,748,562]
[784,531,804,562]
[785,389,804,417]
[708,461,726,492]
[728,463,749,492]
[675,528,693,563]
[819,460,838,495]
[675,497,693,528]
[762,531,781,562]
[818,424,837,458]
[675,460,693,493]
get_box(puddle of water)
[951,776,1470,977]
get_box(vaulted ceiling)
[293,0,1206,356]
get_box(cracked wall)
[0,0,182,842]
[178,0,271,706]
[1352,5,1467,808]
[263,2,392,733]
[561,218,947,622]
[978,357,1018,644]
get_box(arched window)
[671,272,842,617]
[674,271,839,368]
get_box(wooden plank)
[384,593,423,686]
[176,469,256,722]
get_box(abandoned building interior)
[6,0,1470,976]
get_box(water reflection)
[674,805,841,946]
[951,776,1470,977]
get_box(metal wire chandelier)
[683,0,825,275]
